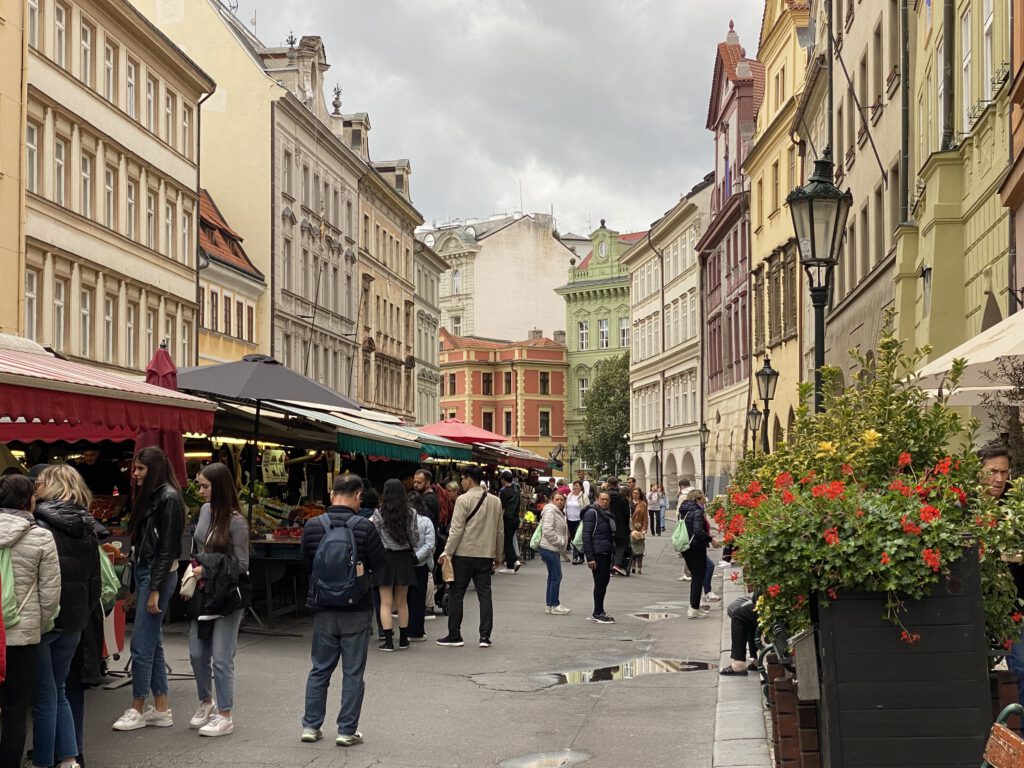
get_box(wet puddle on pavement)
[629,611,680,622]
[549,657,715,685]
[499,750,592,767]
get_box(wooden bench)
[982,704,1024,768]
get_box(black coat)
[193,552,248,616]
[608,490,631,543]
[680,501,711,549]
[34,499,101,633]
[301,506,386,612]
[131,483,184,591]
[581,505,615,559]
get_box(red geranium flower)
[900,630,921,645]
[919,505,941,524]
[841,463,854,476]
[950,486,967,507]
[901,516,922,536]
[921,547,941,572]
[774,472,794,490]
[898,452,913,467]
[934,456,952,475]
[747,480,762,495]
[730,571,740,582]
[826,588,838,600]
[823,527,840,546]
[767,584,781,598]
[880,551,891,565]
[781,490,796,505]
[1013,612,1023,624]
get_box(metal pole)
[761,402,771,453]
[811,286,828,412]
[247,400,261,527]
[751,429,757,454]
[826,0,834,171]
[700,444,707,490]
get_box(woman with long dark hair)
[369,479,419,651]
[187,462,248,737]
[112,447,185,731]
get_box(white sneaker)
[550,605,571,615]
[142,706,173,727]
[301,727,322,742]
[189,700,217,729]
[112,708,147,731]
[545,605,553,614]
[687,607,707,619]
[199,713,234,737]
[498,568,516,574]
[706,591,722,602]
[678,573,692,581]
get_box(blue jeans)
[302,610,371,736]
[189,609,244,712]
[131,565,178,701]
[703,558,715,593]
[538,547,563,607]
[1008,629,1024,732]
[32,629,81,767]
[659,503,666,531]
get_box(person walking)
[647,485,661,536]
[497,471,521,574]
[565,481,586,564]
[581,491,616,624]
[187,462,250,737]
[538,492,570,615]
[605,478,631,576]
[0,475,61,768]
[629,488,648,575]
[112,447,185,731]
[658,485,667,535]
[369,479,419,652]
[32,466,101,768]
[436,467,503,649]
[680,489,713,619]
[405,492,435,642]
[300,474,386,747]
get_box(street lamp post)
[746,404,762,455]
[569,444,579,480]
[698,421,710,490]
[755,356,779,453]
[652,433,663,489]
[786,151,853,412]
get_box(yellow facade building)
[745,0,809,448]
[895,0,1012,356]
[0,0,28,338]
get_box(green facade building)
[556,220,644,458]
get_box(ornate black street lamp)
[786,150,853,412]
[569,443,579,479]
[746,404,762,455]
[755,356,779,453]
[698,421,710,489]
[652,433,663,489]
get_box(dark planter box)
[816,550,991,767]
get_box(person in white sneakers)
[538,492,570,615]
[187,462,250,737]
[112,447,185,732]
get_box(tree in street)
[578,352,629,477]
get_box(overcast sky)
[230,0,764,236]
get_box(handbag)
[98,546,120,612]
[180,528,212,600]
[530,522,544,551]
[440,556,455,583]
[671,518,691,553]
[572,522,584,552]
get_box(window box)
[886,65,901,97]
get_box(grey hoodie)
[0,507,61,645]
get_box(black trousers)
[503,519,518,569]
[448,556,494,641]
[614,540,631,571]
[566,520,581,559]
[730,616,758,662]
[649,508,660,535]
[0,643,39,768]
[682,547,708,609]
[407,564,429,637]
[590,552,612,617]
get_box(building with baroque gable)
[622,175,712,493]
[21,0,214,372]
[697,22,763,496]
[413,239,445,425]
[419,212,573,342]
[744,0,810,449]
[556,221,645,453]
[439,329,568,459]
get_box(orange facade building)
[439,329,568,462]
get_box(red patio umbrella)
[420,418,506,445]
[135,343,189,485]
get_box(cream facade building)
[413,239,445,426]
[22,0,214,372]
[622,175,712,493]
[0,0,28,338]
[745,0,810,447]
[135,3,423,415]
[420,213,573,342]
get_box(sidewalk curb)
[714,565,773,768]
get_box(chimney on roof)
[528,329,543,340]
[726,20,739,46]
[736,58,752,78]
[553,330,566,346]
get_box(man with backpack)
[300,474,386,748]
[497,471,522,574]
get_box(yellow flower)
[862,429,882,446]
[817,441,837,455]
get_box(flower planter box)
[816,551,991,767]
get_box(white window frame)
[54,138,66,205]
[961,9,972,132]
[578,377,589,409]
[103,295,115,363]
[103,42,116,102]
[578,320,589,351]
[164,201,175,257]
[28,0,39,49]
[165,91,176,146]
[80,289,92,357]
[619,317,629,347]
[146,309,155,355]
[24,270,38,341]
[598,318,609,349]
[54,4,66,69]
[126,60,137,119]
[25,123,38,194]
[53,279,66,351]
[103,167,115,228]
[983,0,993,100]
[146,191,155,248]
[146,76,156,131]
[126,181,136,239]
[181,208,191,264]
[451,315,462,336]
[80,21,92,86]
[451,269,462,294]
[126,302,136,368]
[80,154,92,218]
[182,106,193,158]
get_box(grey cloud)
[232,0,764,232]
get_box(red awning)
[0,349,216,440]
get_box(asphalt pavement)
[80,527,765,768]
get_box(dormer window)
[395,174,404,193]
[351,129,362,150]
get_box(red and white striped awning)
[0,348,216,440]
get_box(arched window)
[451,269,462,294]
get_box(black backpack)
[308,515,363,609]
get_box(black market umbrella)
[177,354,360,520]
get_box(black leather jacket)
[34,499,101,632]
[132,484,184,592]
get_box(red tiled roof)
[619,231,648,244]
[439,328,565,351]
[198,190,264,280]
[575,250,593,269]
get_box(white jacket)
[539,503,568,552]
[0,508,61,646]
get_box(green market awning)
[418,440,471,461]
[335,432,422,462]
[269,402,422,462]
